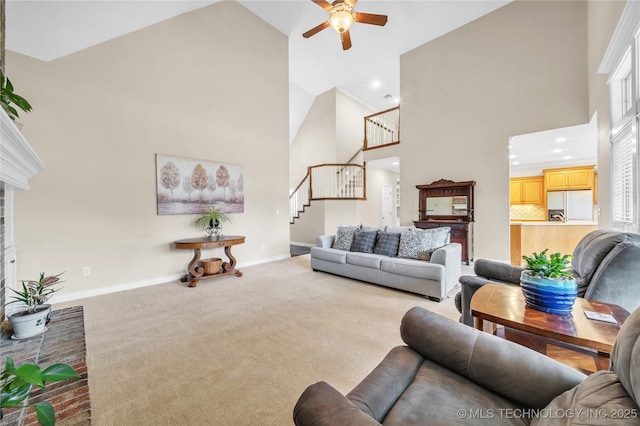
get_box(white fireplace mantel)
[1,109,45,190]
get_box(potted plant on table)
[1,357,79,426]
[520,249,577,314]
[195,206,233,239]
[5,272,64,339]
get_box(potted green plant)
[0,72,32,120]
[1,357,79,426]
[196,206,232,239]
[520,249,577,314]
[5,272,64,339]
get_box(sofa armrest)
[474,258,524,284]
[293,381,381,426]
[457,275,507,326]
[316,235,335,248]
[400,307,587,409]
[430,243,462,294]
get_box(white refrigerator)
[547,190,593,221]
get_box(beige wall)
[289,89,337,189]
[359,166,399,227]
[400,0,589,262]
[336,90,373,162]
[9,2,290,299]
[587,0,626,228]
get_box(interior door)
[381,184,392,227]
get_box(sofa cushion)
[332,225,360,251]
[351,230,378,253]
[385,226,415,234]
[381,258,444,281]
[398,227,450,259]
[383,359,528,426]
[310,247,347,264]
[572,231,624,284]
[346,252,384,269]
[374,231,402,257]
[530,370,639,426]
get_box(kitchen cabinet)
[544,165,595,191]
[510,176,544,205]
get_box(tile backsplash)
[510,204,546,221]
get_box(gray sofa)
[310,228,462,301]
[294,305,640,425]
[456,229,640,326]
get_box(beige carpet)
[54,255,466,425]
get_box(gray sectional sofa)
[310,226,462,301]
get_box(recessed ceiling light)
[555,137,567,142]
[391,161,399,166]
[512,161,520,165]
[508,145,512,149]
[371,80,381,89]
[553,149,562,153]
[509,154,516,159]
[563,155,572,160]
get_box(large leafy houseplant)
[1,357,79,426]
[0,72,32,120]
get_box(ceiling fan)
[302,0,388,51]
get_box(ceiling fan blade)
[341,29,352,50]
[355,12,388,26]
[311,0,333,11]
[303,21,330,38]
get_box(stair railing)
[364,106,400,150]
[289,162,366,224]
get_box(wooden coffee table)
[470,284,629,370]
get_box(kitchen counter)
[510,221,597,226]
[510,222,597,266]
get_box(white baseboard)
[290,241,315,247]
[49,254,292,304]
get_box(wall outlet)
[83,267,91,276]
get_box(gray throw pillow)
[351,230,378,253]
[373,231,401,256]
[398,227,450,259]
[332,225,360,251]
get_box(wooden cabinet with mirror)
[413,179,476,264]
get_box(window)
[611,123,638,230]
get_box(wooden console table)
[175,236,245,287]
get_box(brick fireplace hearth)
[1,306,91,425]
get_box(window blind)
[611,122,638,230]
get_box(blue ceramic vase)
[520,271,578,314]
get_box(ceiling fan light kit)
[303,0,388,51]
[329,4,355,33]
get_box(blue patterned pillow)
[350,230,378,253]
[373,231,401,256]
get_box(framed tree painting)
[156,154,244,215]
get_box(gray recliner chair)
[456,229,640,326]
[293,305,640,425]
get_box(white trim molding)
[0,109,45,190]
[599,0,640,75]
